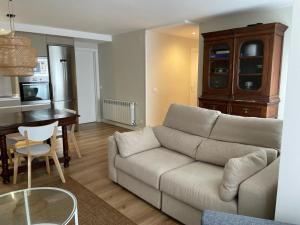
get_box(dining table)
[0,108,79,184]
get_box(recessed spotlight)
[192,32,196,35]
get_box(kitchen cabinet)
[199,23,287,118]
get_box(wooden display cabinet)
[199,23,287,118]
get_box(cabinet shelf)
[239,73,262,77]
[209,58,229,61]
[210,72,229,76]
[240,56,263,60]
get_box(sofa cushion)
[219,151,267,202]
[160,162,237,213]
[163,104,221,137]
[114,127,161,157]
[196,139,278,166]
[153,126,204,158]
[115,147,194,189]
[210,114,282,150]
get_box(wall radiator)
[103,99,136,126]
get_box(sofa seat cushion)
[153,126,205,158]
[115,147,194,189]
[160,162,237,213]
[196,139,278,166]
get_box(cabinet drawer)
[231,104,263,117]
[200,101,228,113]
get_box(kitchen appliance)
[19,79,50,104]
[34,57,49,76]
[48,45,77,111]
[19,57,51,105]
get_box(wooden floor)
[0,122,180,225]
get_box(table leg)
[0,135,10,184]
[62,126,70,168]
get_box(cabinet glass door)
[238,40,264,91]
[209,43,230,90]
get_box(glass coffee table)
[0,187,78,225]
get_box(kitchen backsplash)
[0,76,13,97]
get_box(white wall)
[198,6,293,118]
[275,1,300,224]
[98,30,146,128]
[0,76,12,97]
[146,31,198,126]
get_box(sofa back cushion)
[196,139,278,166]
[210,114,283,150]
[163,104,221,137]
[114,127,161,158]
[153,126,204,158]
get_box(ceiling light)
[192,32,196,35]
[184,20,192,24]
[0,0,37,77]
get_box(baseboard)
[102,119,138,130]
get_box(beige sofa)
[107,104,282,225]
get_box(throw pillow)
[114,127,161,157]
[219,151,267,202]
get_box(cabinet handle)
[243,108,249,114]
[211,105,216,110]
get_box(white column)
[275,1,300,224]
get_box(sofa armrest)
[107,135,119,182]
[238,157,280,219]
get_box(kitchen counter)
[0,96,51,113]
[0,96,21,108]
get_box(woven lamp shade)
[0,32,37,76]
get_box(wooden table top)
[0,108,78,135]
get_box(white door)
[189,48,199,106]
[75,48,97,124]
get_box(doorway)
[146,23,199,126]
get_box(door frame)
[190,48,199,106]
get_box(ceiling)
[154,23,200,40]
[0,0,293,35]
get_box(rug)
[38,176,136,225]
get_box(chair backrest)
[18,121,59,142]
[64,108,77,133]
[64,108,77,114]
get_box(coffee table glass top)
[0,187,77,225]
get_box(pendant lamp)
[0,0,37,76]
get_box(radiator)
[103,99,136,126]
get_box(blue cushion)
[202,210,293,225]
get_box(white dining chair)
[57,109,82,158]
[6,133,26,166]
[13,121,66,188]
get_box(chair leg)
[71,134,81,158]
[28,156,32,188]
[45,156,51,175]
[52,152,66,183]
[13,153,19,185]
[7,146,14,166]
